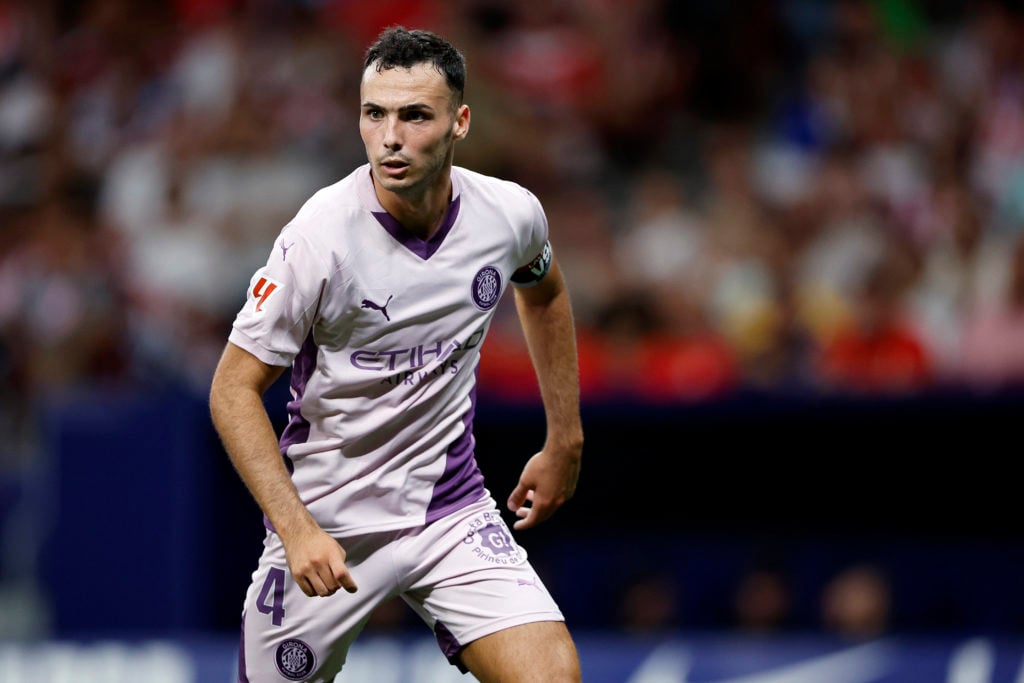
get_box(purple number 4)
[257,567,286,626]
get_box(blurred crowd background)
[2,0,1024,647]
[6,0,1024,417]
[7,0,1024,416]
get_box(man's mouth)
[379,159,410,180]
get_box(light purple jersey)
[229,165,551,535]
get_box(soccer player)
[208,25,584,682]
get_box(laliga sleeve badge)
[251,274,283,313]
[276,638,316,680]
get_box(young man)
[209,26,584,682]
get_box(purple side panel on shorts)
[372,194,461,261]
[434,620,465,662]
[264,332,317,532]
[426,382,486,524]
[238,616,249,683]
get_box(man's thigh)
[239,530,397,683]
[398,498,571,672]
[459,621,581,683]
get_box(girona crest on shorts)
[275,638,316,680]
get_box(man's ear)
[453,104,470,141]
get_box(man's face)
[360,62,469,197]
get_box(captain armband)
[510,241,552,286]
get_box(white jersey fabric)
[229,164,551,536]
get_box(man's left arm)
[507,254,584,530]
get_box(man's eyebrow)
[360,101,435,112]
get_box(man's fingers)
[332,558,359,594]
[513,506,540,530]
[294,563,346,598]
[512,514,531,530]
[297,569,354,597]
[287,532,356,597]
[508,488,534,511]
[297,576,316,598]
[308,572,335,597]
[339,572,359,594]
[511,490,541,530]
[507,484,527,512]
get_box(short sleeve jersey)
[229,164,552,535]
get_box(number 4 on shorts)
[257,567,286,626]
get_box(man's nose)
[383,116,402,150]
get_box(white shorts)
[237,495,565,682]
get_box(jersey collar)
[360,165,463,261]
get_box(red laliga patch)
[251,275,283,313]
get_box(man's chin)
[373,169,413,192]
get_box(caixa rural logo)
[463,512,524,566]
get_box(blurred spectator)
[699,126,787,365]
[958,235,1024,390]
[638,286,739,402]
[120,165,238,390]
[0,178,128,402]
[820,563,892,639]
[908,176,1009,381]
[577,285,737,403]
[737,270,820,392]
[617,573,682,635]
[614,167,707,296]
[585,289,662,401]
[542,184,620,327]
[477,0,604,117]
[818,249,932,394]
[794,143,890,341]
[732,566,794,634]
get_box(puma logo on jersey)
[279,240,295,261]
[251,275,282,313]
[361,295,393,321]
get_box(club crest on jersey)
[471,265,502,311]
[462,512,525,565]
[250,274,283,313]
[275,638,316,680]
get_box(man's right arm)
[209,342,357,596]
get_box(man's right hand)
[282,525,359,597]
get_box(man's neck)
[374,175,453,241]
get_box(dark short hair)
[363,26,466,103]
